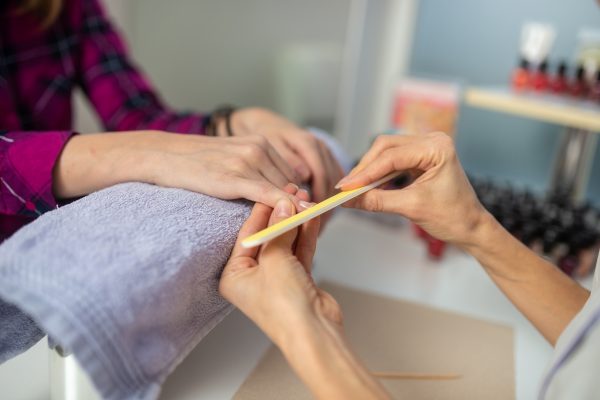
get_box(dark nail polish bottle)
[570,65,588,98]
[559,240,579,276]
[427,237,447,260]
[550,62,569,94]
[511,58,531,91]
[532,60,549,92]
[588,70,600,102]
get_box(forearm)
[463,211,590,345]
[52,131,161,199]
[277,314,390,400]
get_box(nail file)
[241,171,402,248]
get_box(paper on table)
[234,282,515,400]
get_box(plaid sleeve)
[76,0,208,134]
[0,130,75,218]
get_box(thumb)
[344,187,419,218]
[261,197,299,260]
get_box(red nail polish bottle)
[532,60,549,92]
[588,70,600,102]
[550,62,569,94]
[570,65,588,98]
[511,58,531,91]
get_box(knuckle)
[364,193,384,212]
[373,134,389,148]
[305,134,319,147]
[244,144,266,160]
[229,157,247,172]
[250,135,269,147]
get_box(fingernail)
[275,198,293,217]
[334,177,349,189]
[298,188,310,198]
[299,200,315,210]
[288,183,299,191]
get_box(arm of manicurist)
[461,210,589,345]
[220,187,390,400]
[338,132,590,345]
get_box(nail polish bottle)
[588,70,600,102]
[511,58,531,91]
[427,237,447,260]
[575,233,599,277]
[570,65,588,98]
[550,62,569,94]
[532,60,549,92]
[559,236,580,277]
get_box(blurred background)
[4,1,600,399]
[92,0,600,201]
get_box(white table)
[160,209,585,400]
[2,209,591,400]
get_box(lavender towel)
[0,183,251,399]
[0,128,352,399]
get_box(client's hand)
[219,184,341,347]
[54,131,305,209]
[337,132,488,247]
[228,108,345,203]
[220,185,389,399]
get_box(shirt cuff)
[1,131,76,217]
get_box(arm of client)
[337,132,590,345]
[220,184,390,400]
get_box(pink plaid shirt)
[0,0,208,242]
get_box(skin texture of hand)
[53,130,304,208]
[227,107,345,203]
[338,132,487,248]
[219,184,341,345]
[220,184,390,399]
[337,131,590,345]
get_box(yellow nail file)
[241,171,403,248]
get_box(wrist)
[459,210,507,255]
[227,107,271,137]
[275,311,389,399]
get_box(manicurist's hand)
[228,108,345,203]
[53,131,303,208]
[338,132,590,345]
[338,132,487,248]
[220,184,390,400]
[219,184,340,345]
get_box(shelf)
[464,87,600,132]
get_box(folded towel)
[0,128,351,399]
[0,184,251,399]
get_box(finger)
[296,188,310,202]
[336,135,417,190]
[320,140,345,196]
[292,136,329,202]
[337,146,422,190]
[236,177,303,210]
[263,139,303,185]
[343,187,419,216]
[230,203,273,259]
[269,139,308,183]
[353,134,418,175]
[260,197,299,261]
[283,182,300,196]
[296,215,320,272]
[256,156,291,189]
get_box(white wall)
[129,0,348,118]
